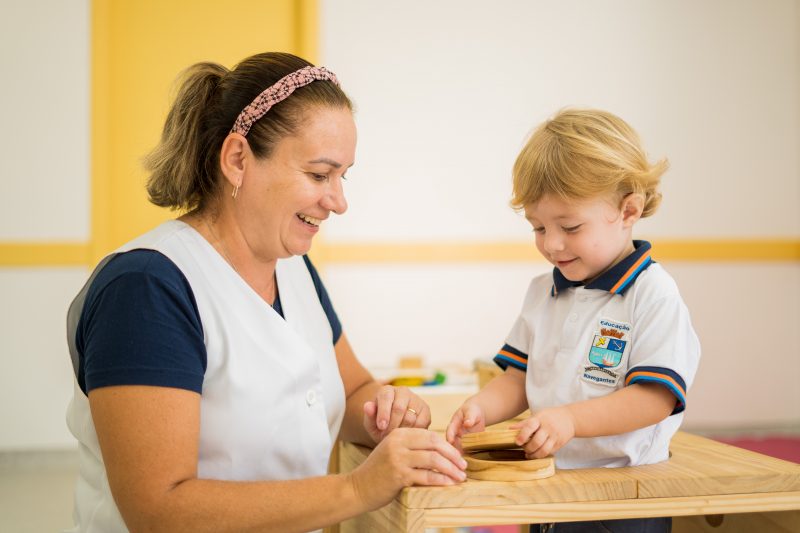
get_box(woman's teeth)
[297,213,320,226]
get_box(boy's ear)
[219,133,249,189]
[620,193,644,227]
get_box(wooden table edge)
[417,490,800,528]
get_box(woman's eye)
[310,173,327,182]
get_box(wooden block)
[398,355,424,368]
[465,449,555,481]
[461,429,520,452]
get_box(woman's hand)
[445,400,487,449]
[362,385,431,443]
[509,406,576,459]
[347,428,467,511]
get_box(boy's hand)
[509,406,576,458]
[445,401,486,448]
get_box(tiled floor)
[0,451,77,533]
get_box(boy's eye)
[562,224,582,233]
[532,226,545,234]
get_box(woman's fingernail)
[460,459,468,469]
[378,420,387,430]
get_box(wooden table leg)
[340,499,425,533]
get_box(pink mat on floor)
[712,436,800,464]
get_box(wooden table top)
[339,431,800,510]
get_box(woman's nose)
[322,177,348,215]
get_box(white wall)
[0,269,89,448]
[319,0,800,430]
[320,0,799,242]
[0,0,90,240]
[0,0,90,450]
[669,262,800,429]
[0,0,797,450]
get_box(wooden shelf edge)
[420,491,800,528]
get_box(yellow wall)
[91,0,318,264]
[0,0,796,267]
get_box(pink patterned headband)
[230,65,340,136]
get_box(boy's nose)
[544,233,565,253]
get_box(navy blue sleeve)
[76,250,206,394]
[302,255,343,344]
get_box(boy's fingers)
[463,404,482,428]
[525,427,549,454]
[514,419,540,447]
[445,412,463,443]
[526,435,554,459]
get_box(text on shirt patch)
[581,318,632,387]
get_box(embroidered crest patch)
[581,318,631,387]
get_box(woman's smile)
[297,212,322,229]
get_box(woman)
[66,51,466,533]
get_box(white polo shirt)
[494,241,701,469]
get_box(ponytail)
[144,62,228,211]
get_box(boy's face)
[524,193,638,284]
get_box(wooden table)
[339,431,800,532]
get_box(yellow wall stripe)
[310,239,800,264]
[653,239,800,262]
[1,239,798,267]
[312,242,541,263]
[0,243,90,267]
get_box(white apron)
[66,220,345,532]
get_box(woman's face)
[237,106,356,260]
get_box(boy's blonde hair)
[511,108,667,217]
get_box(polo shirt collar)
[551,240,653,297]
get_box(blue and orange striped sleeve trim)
[625,366,687,415]
[493,344,528,372]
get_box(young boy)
[446,109,701,532]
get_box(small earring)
[231,184,240,199]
